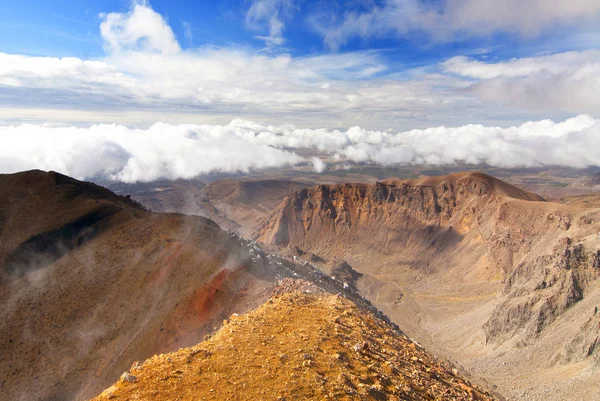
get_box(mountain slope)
[0,171,292,401]
[0,170,145,277]
[198,179,311,236]
[253,172,546,285]
[252,172,600,400]
[91,284,495,401]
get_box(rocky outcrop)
[253,172,540,261]
[90,288,497,401]
[484,237,600,344]
[561,310,600,364]
[252,172,548,283]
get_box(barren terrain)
[3,168,600,401]
[0,171,287,400]
[92,284,495,401]
[253,172,600,400]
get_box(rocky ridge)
[92,285,496,401]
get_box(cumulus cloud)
[0,122,302,182]
[317,0,600,50]
[100,0,181,54]
[226,115,600,168]
[2,115,600,182]
[330,115,600,168]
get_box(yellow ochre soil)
[92,290,494,401]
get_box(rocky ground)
[92,283,496,401]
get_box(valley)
[249,171,600,401]
[1,168,599,400]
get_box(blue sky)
[0,1,257,57]
[0,0,599,130]
[2,0,596,64]
[1,0,600,180]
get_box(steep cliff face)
[484,234,600,344]
[253,172,545,278]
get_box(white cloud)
[444,50,600,115]
[0,48,480,130]
[312,157,326,173]
[225,115,600,169]
[0,122,302,182]
[317,0,600,50]
[0,1,597,131]
[329,115,600,168]
[100,0,181,54]
[2,115,599,182]
[246,0,295,48]
[443,50,600,79]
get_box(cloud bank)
[0,123,302,182]
[2,115,599,182]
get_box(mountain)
[4,169,599,400]
[108,178,310,236]
[91,282,495,401]
[0,171,307,401]
[197,179,311,236]
[253,172,600,400]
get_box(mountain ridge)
[0,170,285,400]
[91,282,497,401]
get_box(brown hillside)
[253,172,600,400]
[0,171,293,401]
[91,285,495,401]
[556,192,600,208]
[0,170,144,275]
